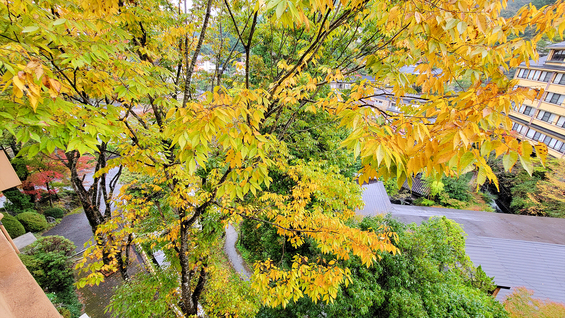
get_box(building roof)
[548,41,565,49]
[358,182,565,303]
[0,227,61,317]
[357,181,393,216]
[399,65,442,75]
[519,55,548,68]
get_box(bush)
[2,214,26,238]
[20,236,76,294]
[3,188,34,213]
[504,287,565,317]
[16,212,48,232]
[443,174,473,201]
[27,235,75,256]
[414,198,436,206]
[44,207,65,219]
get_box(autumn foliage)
[504,287,565,318]
[2,0,565,314]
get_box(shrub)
[3,188,34,213]
[44,207,65,219]
[504,287,565,317]
[16,212,48,232]
[2,214,26,238]
[414,198,435,206]
[58,307,71,318]
[27,235,75,256]
[442,174,473,202]
[21,236,76,293]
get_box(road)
[224,224,252,280]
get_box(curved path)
[223,224,252,281]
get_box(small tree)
[504,287,565,318]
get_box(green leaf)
[53,18,67,26]
[276,0,286,18]
[22,26,39,33]
[502,152,518,172]
[519,155,534,176]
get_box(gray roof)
[399,65,442,75]
[519,55,548,68]
[358,182,393,216]
[358,182,565,303]
[548,41,565,49]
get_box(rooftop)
[548,41,565,49]
[358,182,565,303]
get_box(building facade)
[510,41,565,159]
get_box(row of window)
[512,123,565,154]
[544,92,565,105]
[516,69,552,82]
[515,105,565,128]
[516,68,565,85]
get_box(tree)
[252,216,506,318]
[503,287,565,318]
[490,158,565,217]
[2,0,565,316]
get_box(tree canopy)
[1,0,565,315]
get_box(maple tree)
[2,0,565,315]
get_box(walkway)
[224,224,252,280]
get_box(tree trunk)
[179,207,197,315]
[182,0,214,106]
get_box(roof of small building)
[547,41,565,49]
[358,182,565,303]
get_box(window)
[550,140,565,154]
[512,123,524,132]
[517,69,527,78]
[550,50,565,62]
[527,70,536,79]
[557,117,565,128]
[522,106,535,116]
[536,110,556,123]
[526,129,535,138]
[542,71,552,82]
[544,92,565,105]
[543,136,552,145]
[553,73,565,85]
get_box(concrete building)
[510,41,565,158]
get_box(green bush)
[44,207,65,219]
[442,174,473,202]
[16,212,48,232]
[21,236,77,293]
[27,235,75,256]
[2,214,26,238]
[29,237,81,318]
[3,188,34,213]
[415,198,435,206]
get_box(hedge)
[44,207,65,219]
[2,214,26,238]
[16,212,48,232]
